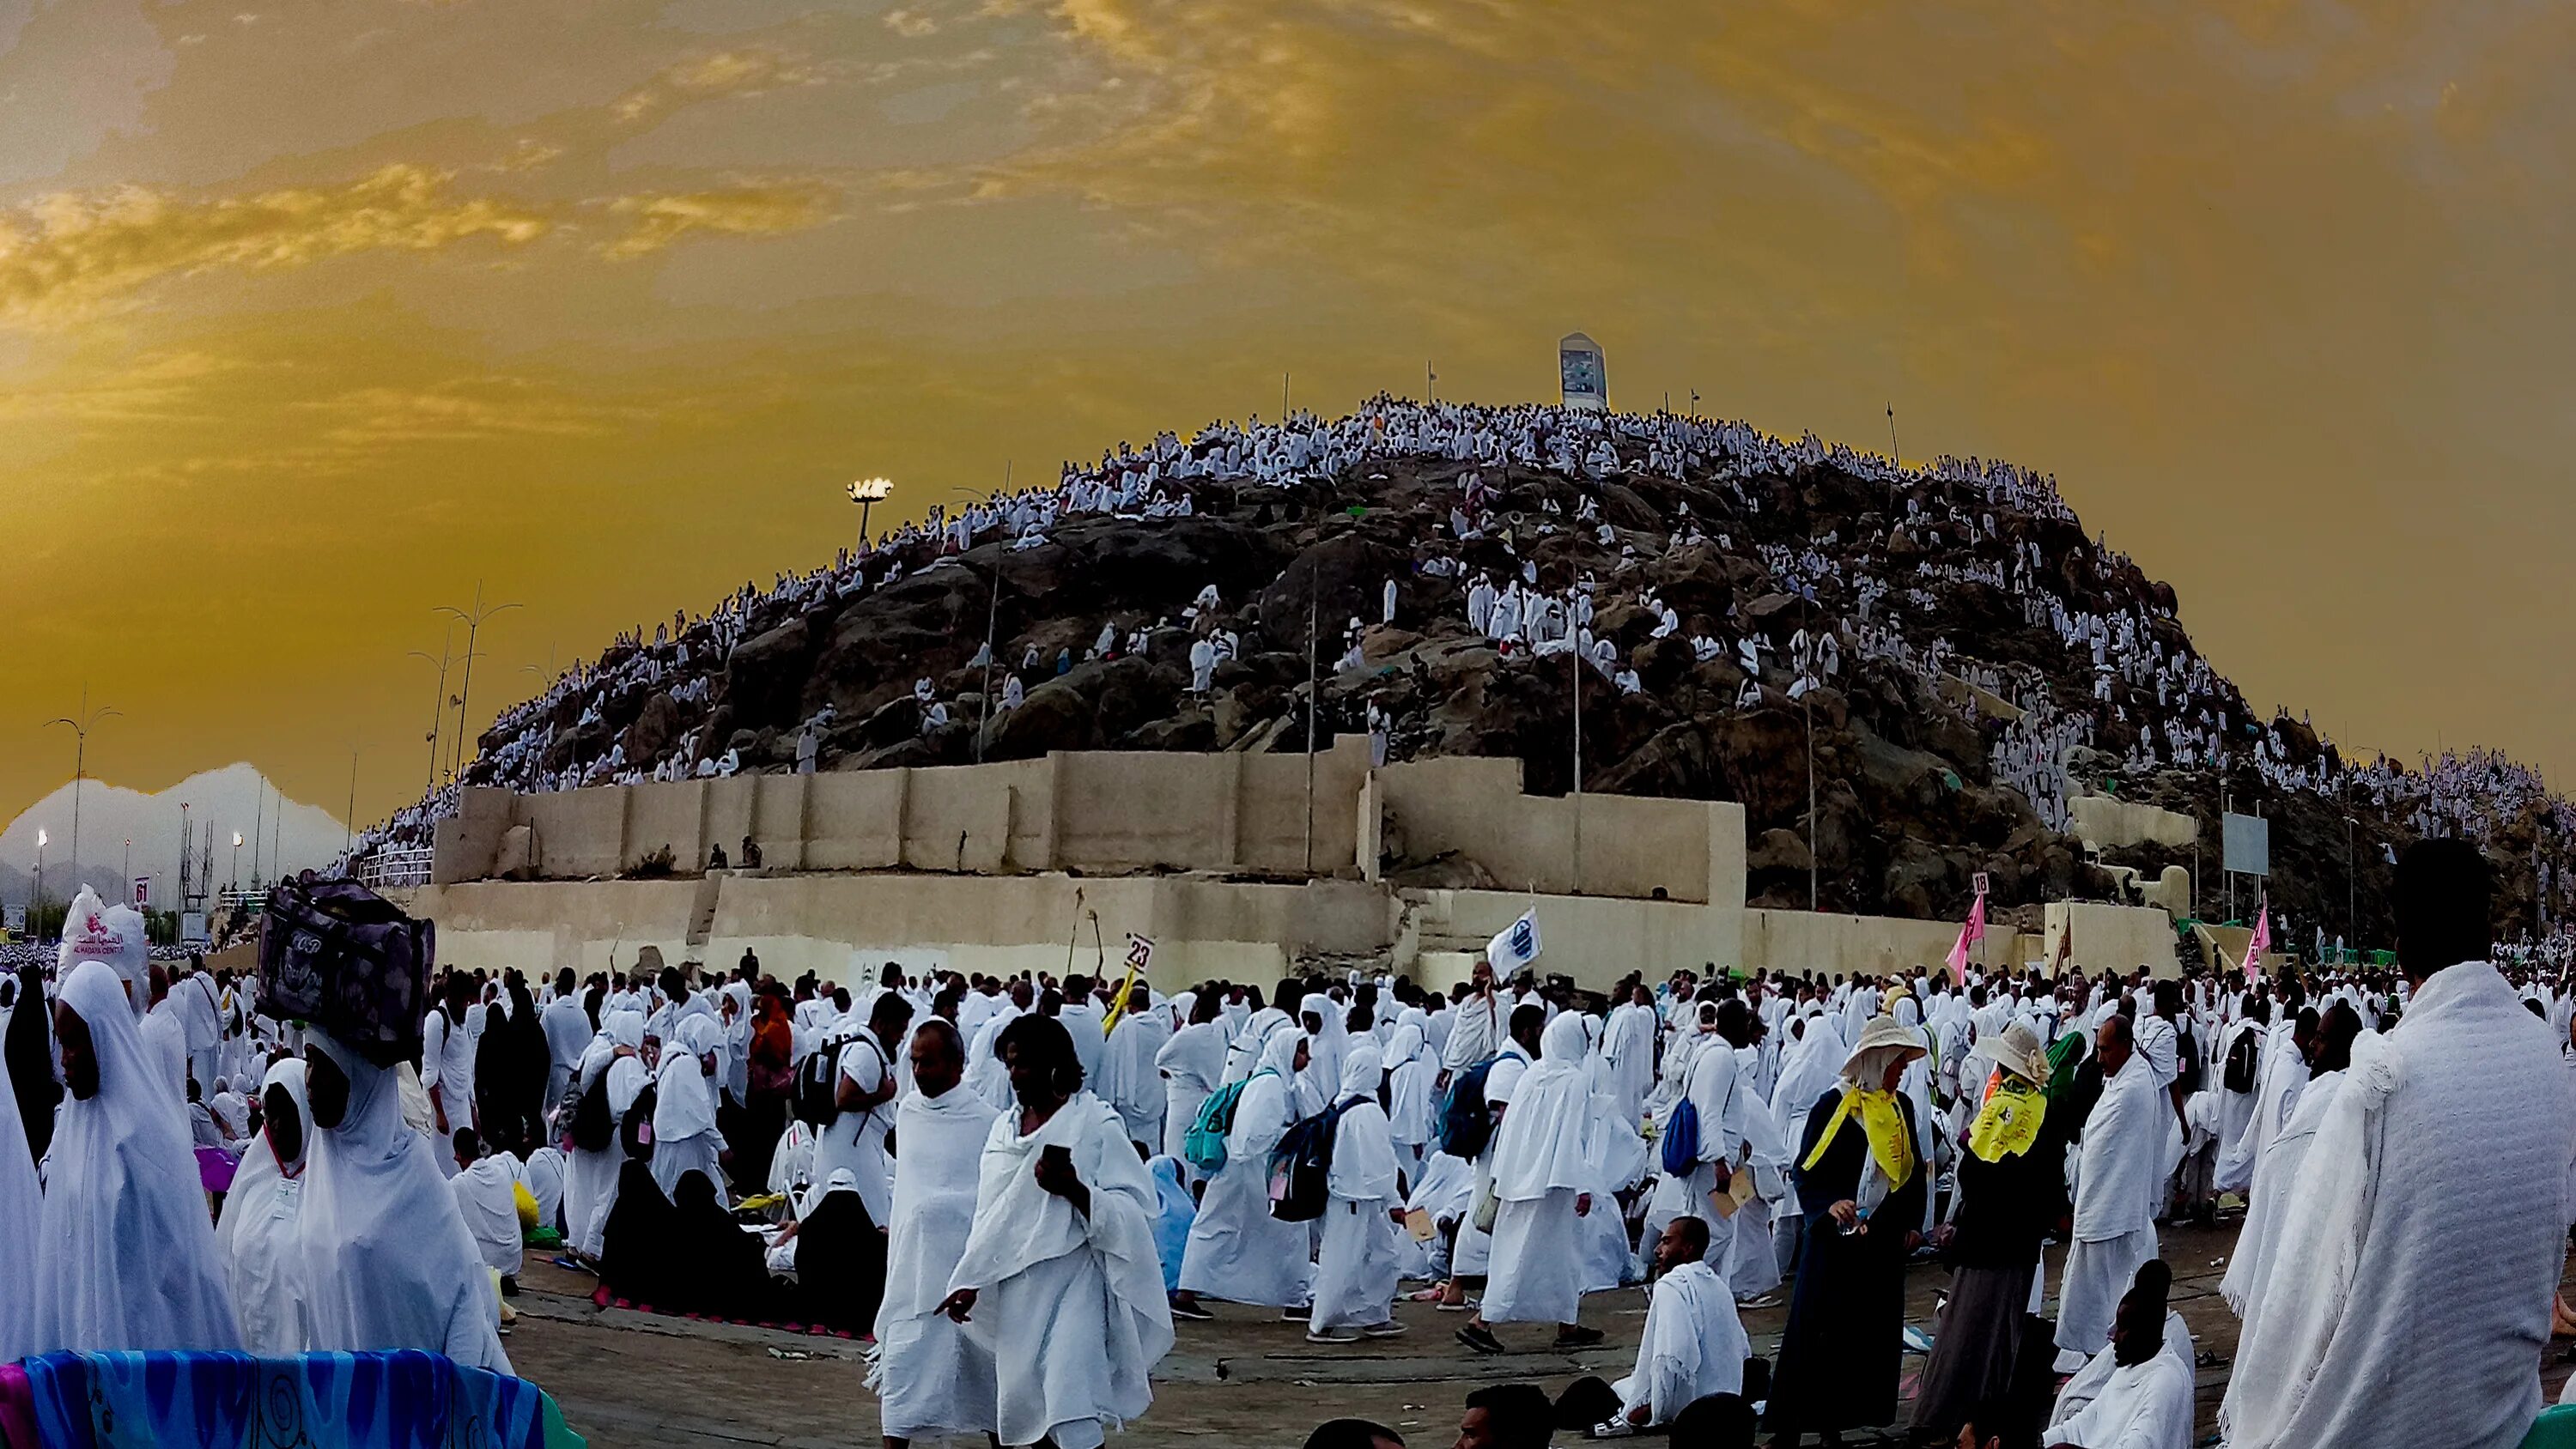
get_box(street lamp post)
[33,829,46,941]
[231,833,243,894]
[44,687,119,901]
[434,584,524,787]
[848,478,894,553]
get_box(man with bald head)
[874,1017,1000,1449]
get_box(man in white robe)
[2215,1002,2310,1196]
[300,1027,513,1373]
[939,1016,1174,1449]
[1643,1000,1747,1263]
[0,1019,50,1361]
[1307,1044,1405,1343]
[813,992,910,1228]
[2047,1262,2192,1449]
[1099,986,1171,1152]
[218,1058,313,1355]
[1600,1216,1748,1431]
[1441,967,1504,1073]
[873,1021,1001,1447]
[2221,842,2576,1449]
[540,970,594,1108]
[1154,997,1229,1175]
[421,977,478,1175]
[1460,1014,1602,1353]
[2054,1013,2164,1371]
[1601,985,1658,1129]
[35,960,242,1352]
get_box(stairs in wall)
[683,875,723,961]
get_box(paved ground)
[505,1220,2576,1449]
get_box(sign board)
[2,904,22,936]
[2222,812,2270,877]
[132,875,151,909]
[180,912,210,949]
[1558,332,1607,412]
[1124,934,1156,973]
[1971,871,1990,898]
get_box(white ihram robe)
[1481,1016,1600,1325]
[2224,964,2576,1449]
[1614,1259,1748,1426]
[944,1091,1176,1449]
[872,1081,1002,1441]
[2054,1051,2171,1361]
[2049,1312,2195,1449]
[1310,1046,1401,1331]
[1154,1018,1227,1170]
[1177,1030,1314,1307]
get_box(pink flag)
[2243,897,2271,983]
[1945,891,1987,984]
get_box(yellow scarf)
[1801,1086,1915,1190]
[1965,1075,2045,1163]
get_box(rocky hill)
[371,399,2571,958]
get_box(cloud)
[0,164,549,324]
[884,9,939,38]
[601,184,837,259]
[614,49,823,122]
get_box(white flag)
[1486,911,1542,975]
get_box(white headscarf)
[218,1057,313,1355]
[298,1028,512,1373]
[0,1023,45,1361]
[654,1015,723,1144]
[1487,1012,1600,1203]
[1327,1043,1398,1202]
[35,960,242,1352]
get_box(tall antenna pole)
[979,462,1007,765]
[411,627,455,797]
[1886,405,1899,467]
[1571,655,1583,893]
[1304,576,1319,876]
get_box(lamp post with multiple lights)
[848,478,894,551]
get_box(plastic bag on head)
[56,888,149,1016]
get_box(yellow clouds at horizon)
[0,166,843,324]
[601,183,840,259]
[0,164,548,325]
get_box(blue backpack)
[1436,1056,1503,1160]
[1660,1096,1702,1176]
[1183,1070,1270,1174]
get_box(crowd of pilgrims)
[337,397,2576,947]
[5,842,2569,1447]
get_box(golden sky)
[4,0,2572,832]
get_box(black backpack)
[1436,1056,1502,1160]
[1267,1099,1358,1222]
[2222,1028,2263,1094]
[795,1036,854,1127]
[568,1070,616,1153]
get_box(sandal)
[1553,1325,1606,1349]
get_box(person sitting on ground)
[447,1127,526,1299]
[664,1168,773,1320]
[2044,1259,2191,1449]
[1567,1216,1750,1435]
[599,1158,677,1308]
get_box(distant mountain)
[0,762,347,909]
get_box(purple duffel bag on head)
[257,872,432,1068]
